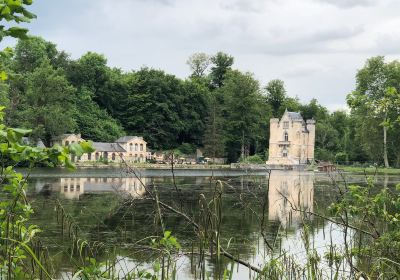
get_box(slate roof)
[287,111,303,120]
[115,136,145,143]
[92,142,126,152]
[51,133,79,140]
[21,137,46,148]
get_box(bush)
[241,154,265,164]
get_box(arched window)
[284,132,288,142]
[135,143,138,151]
[129,143,133,151]
[95,152,100,161]
[112,153,116,160]
[104,152,108,160]
[140,144,143,151]
[88,153,92,160]
[65,141,70,146]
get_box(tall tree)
[222,70,262,162]
[209,52,234,89]
[20,60,77,145]
[265,79,287,117]
[347,56,400,167]
[186,53,210,78]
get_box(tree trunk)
[383,125,389,168]
[241,130,245,160]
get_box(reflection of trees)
[27,173,340,279]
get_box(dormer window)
[283,121,289,128]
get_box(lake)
[25,168,399,279]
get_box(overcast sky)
[18,0,400,111]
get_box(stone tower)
[266,109,315,165]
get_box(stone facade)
[51,134,148,163]
[267,110,315,165]
[116,136,147,163]
[51,134,84,146]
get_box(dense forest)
[1,37,400,165]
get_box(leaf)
[7,26,28,39]
[11,127,31,136]
[79,140,95,153]
[0,71,7,80]
[1,6,11,16]
[68,143,84,156]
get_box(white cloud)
[24,0,400,110]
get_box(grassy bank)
[75,162,231,169]
[339,165,400,175]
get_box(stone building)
[51,134,148,163]
[51,134,84,146]
[267,109,315,165]
[115,136,147,163]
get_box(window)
[64,185,68,192]
[88,153,92,160]
[104,152,108,160]
[135,143,138,151]
[95,152,100,161]
[129,143,133,151]
[283,151,288,157]
[284,132,288,142]
[140,144,143,151]
[283,121,289,128]
[112,153,116,160]
[65,141,70,146]
[76,185,80,191]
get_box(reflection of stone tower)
[120,177,147,198]
[267,110,315,165]
[268,171,314,228]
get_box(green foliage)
[265,79,286,117]
[177,142,196,155]
[209,52,234,89]
[240,154,264,164]
[0,106,94,278]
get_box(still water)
[25,168,399,279]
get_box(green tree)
[18,60,77,145]
[186,52,210,78]
[209,52,234,89]
[13,36,64,73]
[222,70,262,162]
[347,56,400,167]
[74,88,124,142]
[265,79,287,117]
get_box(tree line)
[1,37,400,165]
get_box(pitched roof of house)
[52,133,81,140]
[287,111,303,120]
[92,142,126,152]
[115,136,145,143]
[21,137,46,148]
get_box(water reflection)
[268,171,314,228]
[34,177,148,199]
